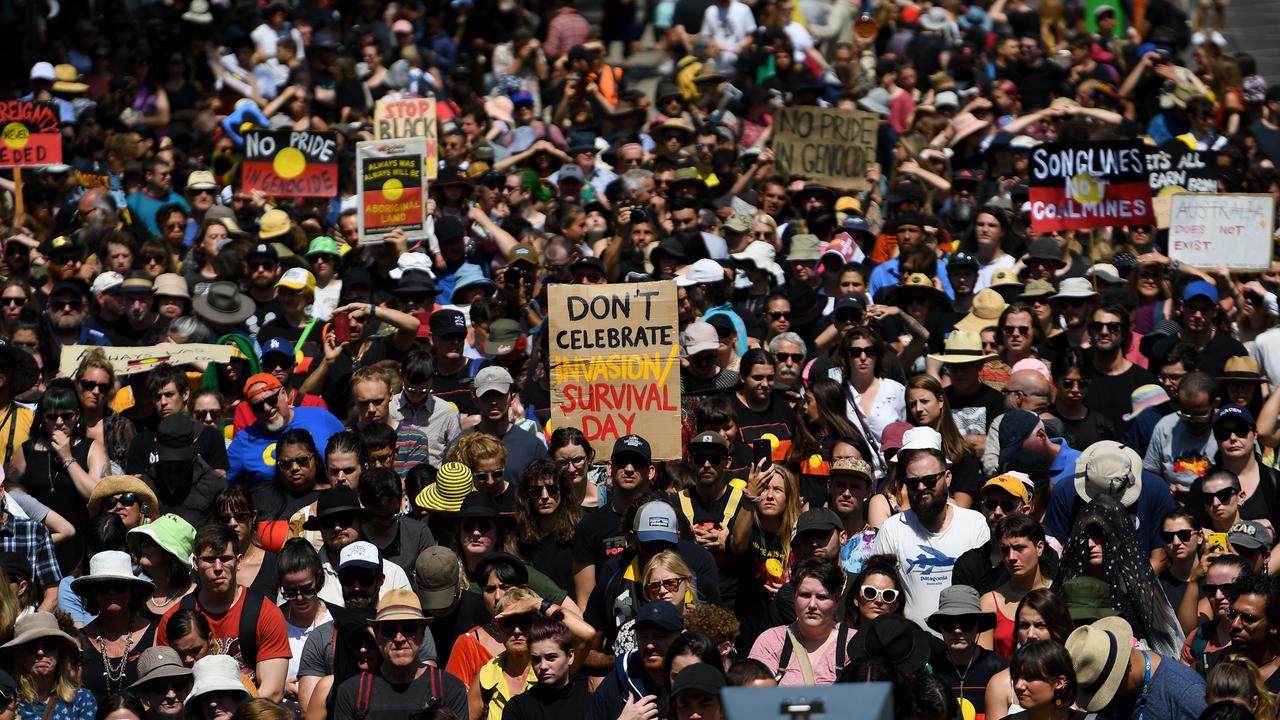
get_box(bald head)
[1007,370,1051,411]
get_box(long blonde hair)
[765,466,803,564]
[643,550,697,605]
[8,636,79,704]
[0,566,18,643]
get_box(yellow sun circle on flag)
[1070,174,1105,204]
[382,178,404,201]
[1,123,29,150]
[273,147,307,179]
[808,454,824,470]
[764,558,784,578]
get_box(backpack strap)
[835,622,850,670]
[676,490,696,526]
[720,486,744,528]
[238,590,265,670]
[354,671,374,720]
[774,628,794,682]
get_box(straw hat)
[1066,616,1134,712]
[954,289,1008,332]
[88,475,159,520]
[928,330,997,365]
[370,588,428,624]
[413,462,473,513]
[153,273,190,300]
[70,550,154,596]
[1218,355,1264,383]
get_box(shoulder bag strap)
[676,490,696,526]
[774,627,794,681]
[835,622,850,670]
[844,384,882,458]
[785,626,818,686]
[2,404,17,466]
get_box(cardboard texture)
[1168,193,1275,271]
[772,106,878,191]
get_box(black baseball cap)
[634,601,683,632]
[835,294,867,313]
[429,309,467,338]
[671,663,726,698]
[687,431,730,453]
[612,434,652,464]
[794,508,843,535]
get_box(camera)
[630,207,647,224]
[506,265,530,291]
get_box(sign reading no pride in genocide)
[241,130,339,197]
[772,107,878,191]
[357,139,427,245]
[549,282,681,460]
[1168,193,1275,271]
[1029,141,1154,233]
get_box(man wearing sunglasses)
[873,427,990,629]
[1201,574,1280,689]
[304,490,412,608]
[45,279,111,353]
[332,589,468,719]
[227,373,344,486]
[1080,305,1158,430]
[1143,371,1219,492]
[953,474,1039,595]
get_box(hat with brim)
[414,463,473,513]
[88,475,160,520]
[370,588,428,623]
[52,65,88,94]
[0,346,39,397]
[1062,578,1121,622]
[1018,279,1056,301]
[846,614,933,674]
[0,612,79,652]
[302,488,373,530]
[954,289,1008,333]
[432,167,474,194]
[886,273,949,306]
[1074,440,1143,508]
[126,514,197,567]
[71,550,154,597]
[949,112,991,147]
[1066,616,1133,712]
[655,118,695,143]
[1218,356,1264,383]
[184,656,252,719]
[928,330,997,365]
[128,647,192,689]
[927,585,997,633]
[1051,277,1099,300]
[193,281,255,325]
[455,491,511,521]
[792,185,837,207]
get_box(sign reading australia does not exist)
[772,107,878,191]
[549,282,681,460]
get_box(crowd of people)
[3,0,1280,718]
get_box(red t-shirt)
[155,589,292,680]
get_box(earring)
[1054,697,1064,708]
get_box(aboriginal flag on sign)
[0,101,62,168]
[356,138,427,244]
[1028,140,1154,233]
[240,130,339,198]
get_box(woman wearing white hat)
[73,551,157,702]
[184,655,251,720]
[1,612,96,719]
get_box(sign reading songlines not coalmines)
[549,282,682,460]
[772,107,878,191]
[1029,141,1154,233]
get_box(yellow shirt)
[476,654,536,720]
[0,405,33,465]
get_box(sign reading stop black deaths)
[374,98,439,180]
[241,130,338,197]
[773,107,878,191]
[549,282,681,460]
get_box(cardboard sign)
[772,107,878,191]
[60,343,234,378]
[549,282,682,460]
[1146,144,1218,194]
[1168,193,1275,271]
[357,139,427,245]
[1029,141,1154,233]
[374,98,438,180]
[241,130,339,197]
[0,100,62,168]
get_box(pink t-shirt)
[748,625,843,686]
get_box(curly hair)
[446,432,508,470]
[683,602,741,648]
[514,458,582,544]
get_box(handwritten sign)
[60,344,233,378]
[374,98,438,180]
[1168,193,1275,271]
[549,282,681,460]
[1146,143,1218,194]
[241,130,338,197]
[0,100,61,168]
[772,107,878,191]
[1029,141,1154,232]
[357,139,427,245]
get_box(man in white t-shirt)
[872,427,990,631]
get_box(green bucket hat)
[127,513,197,566]
[306,235,342,257]
[1061,576,1119,620]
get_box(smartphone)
[332,310,350,344]
[1206,531,1229,555]
[752,438,773,472]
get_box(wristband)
[540,599,553,615]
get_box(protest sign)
[772,107,878,191]
[60,343,233,378]
[1168,193,1275,271]
[549,282,681,460]
[357,139,427,245]
[1029,141,1154,233]
[0,100,61,167]
[374,98,438,180]
[1146,143,1218,228]
[241,130,339,197]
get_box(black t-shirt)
[673,0,715,32]
[731,396,796,462]
[433,364,476,415]
[505,678,591,720]
[681,367,738,397]
[1084,363,1159,430]
[948,383,1004,439]
[517,534,576,594]
[429,590,491,668]
[952,542,1003,595]
[320,333,408,413]
[929,643,1008,718]
[1052,408,1118,453]
[125,420,229,473]
[571,504,629,571]
[677,486,749,605]
[333,666,469,720]
[1194,334,1248,379]
[949,452,983,499]
[109,315,171,346]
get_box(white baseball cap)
[676,258,726,287]
[338,541,381,572]
[30,62,55,82]
[894,426,951,466]
[90,271,124,295]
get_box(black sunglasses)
[79,379,110,394]
[1202,487,1240,504]
[1161,529,1194,543]
[776,353,804,363]
[251,392,280,411]
[102,492,139,511]
[524,484,560,498]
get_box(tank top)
[994,600,1016,660]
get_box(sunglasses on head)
[1161,529,1194,543]
[102,492,139,511]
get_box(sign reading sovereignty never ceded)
[772,106,878,191]
[549,282,681,460]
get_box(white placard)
[1168,193,1275,271]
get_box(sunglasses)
[252,261,277,271]
[691,451,726,467]
[217,511,253,524]
[462,518,494,533]
[644,577,686,596]
[1059,378,1089,389]
[43,411,76,424]
[940,616,980,632]
[340,570,379,587]
[1202,487,1240,504]
[1161,529,1194,543]
[52,298,83,311]
[1203,582,1236,598]
[195,409,221,420]
[79,379,110,393]
[860,585,900,604]
[1228,608,1262,624]
[845,346,875,358]
[774,353,803,364]
[144,254,167,264]
[278,455,313,470]
[768,311,792,320]
[473,471,501,483]
[907,471,945,489]
[281,585,318,599]
[1002,325,1031,336]
[1214,424,1253,442]
[378,621,424,639]
[251,392,280,411]
[835,311,863,324]
[0,297,24,306]
[94,580,134,595]
[495,613,537,633]
[1088,321,1122,334]
[102,492,139,511]
[524,484,559,498]
[982,497,1019,513]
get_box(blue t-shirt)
[126,189,190,237]
[1048,438,1082,488]
[1042,470,1176,553]
[1142,653,1206,720]
[227,406,345,485]
[868,257,956,301]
